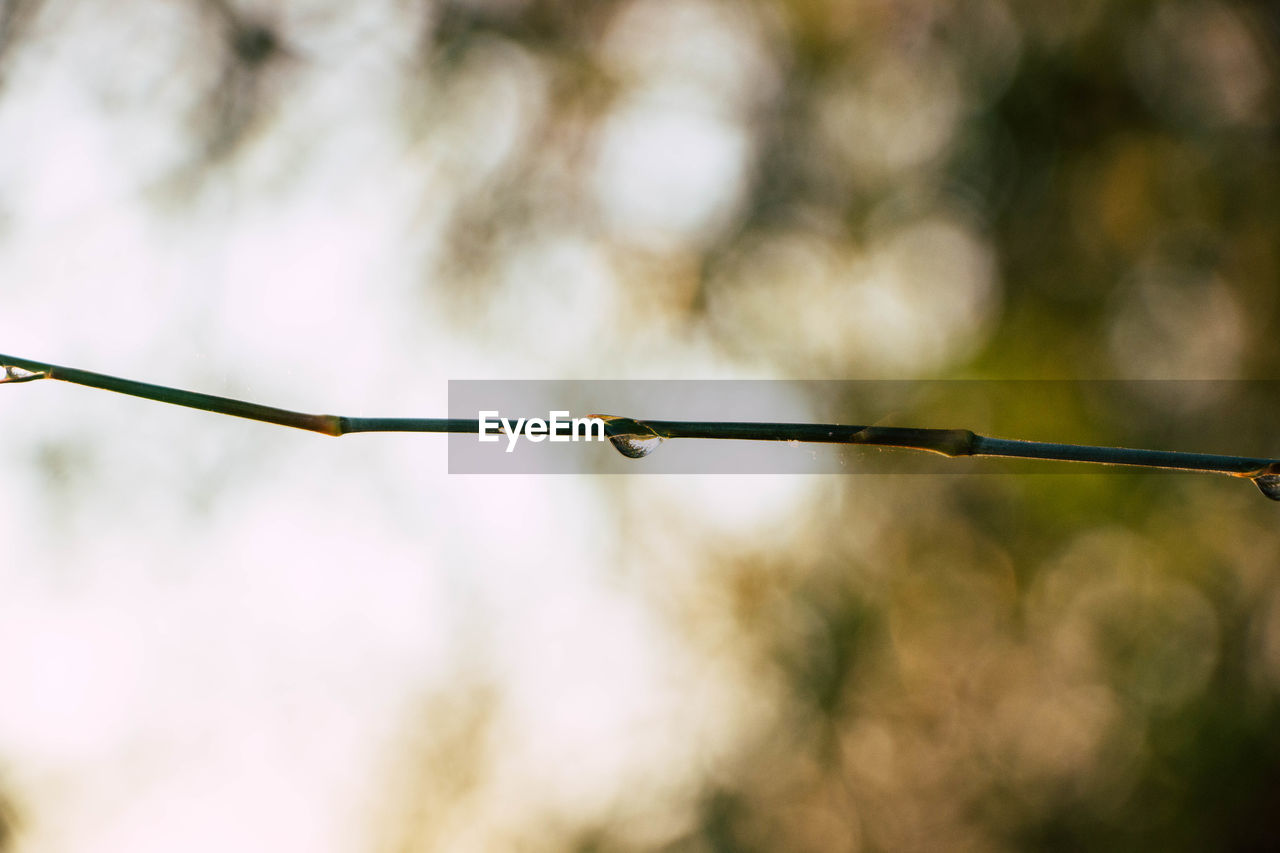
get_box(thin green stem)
[3,352,1278,497]
[631,420,1274,476]
[0,352,474,437]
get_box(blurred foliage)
[397,1,1280,849]
[3,0,1280,850]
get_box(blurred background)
[1,0,1279,850]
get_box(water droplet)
[590,415,665,459]
[0,365,45,384]
[609,432,664,458]
[1253,474,1280,501]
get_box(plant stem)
[3,352,1277,491]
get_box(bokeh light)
[1,1,1279,851]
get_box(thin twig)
[3,352,1278,498]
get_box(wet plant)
[4,352,1279,499]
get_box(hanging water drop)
[0,364,46,384]
[591,415,665,459]
[609,432,664,458]
[1253,474,1280,501]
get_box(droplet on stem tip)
[0,365,46,384]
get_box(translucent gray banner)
[446,380,1280,475]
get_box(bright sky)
[0,3,821,850]
[0,1,1002,850]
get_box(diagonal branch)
[3,352,1278,499]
